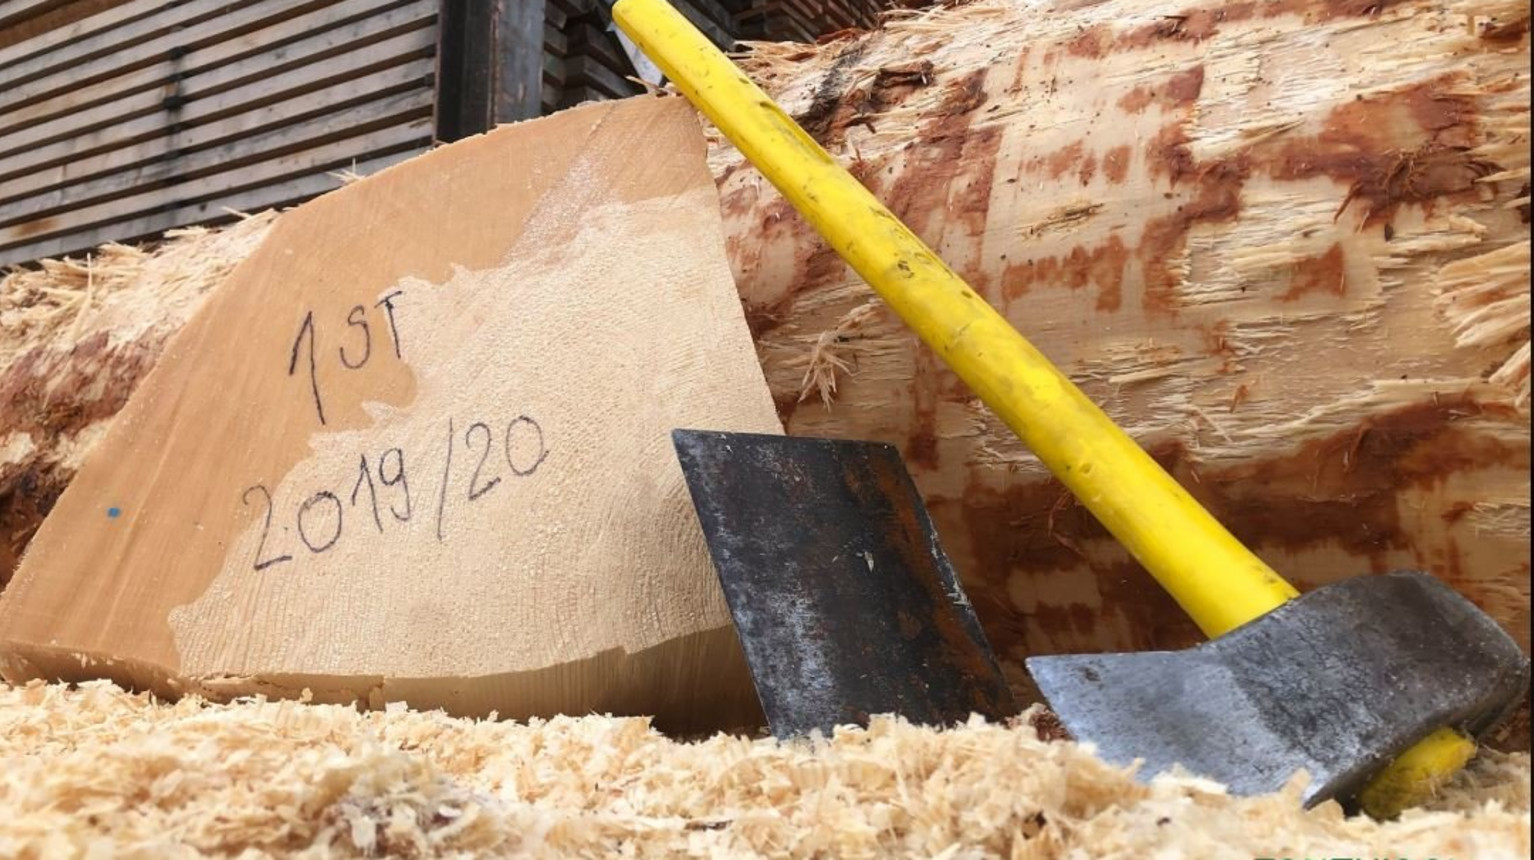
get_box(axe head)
[1026,571,1530,809]
[672,429,1017,738]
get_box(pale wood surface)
[0,97,782,731]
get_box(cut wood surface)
[0,96,783,731]
[0,0,1528,743]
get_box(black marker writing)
[242,484,292,571]
[288,311,325,425]
[379,447,411,522]
[506,415,550,476]
[297,490,343,553]
[436,417,454,542]
[339,305,371,370]
[351,454,383,533]
[465,421,501,501]
[241,412,544,570]
[376,290,405,359]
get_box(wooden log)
[706,0,1532,695]
[0,97,780,732]
[0,0,1528,739]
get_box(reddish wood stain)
[1281,243,1348,300]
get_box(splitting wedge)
[612,0,1531,815]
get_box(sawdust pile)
[1,680,1528,858]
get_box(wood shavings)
[0,680,1527,858]
[787,301,881,407]
[1436,241,1532,407]
[0,211,278,371]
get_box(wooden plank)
[542,0,568,29]
[1,0,342,113]
[492,0,544,124]
[544,21,567,58]
[0,29,436,189]
[543,53,568,90]
[0,0,69,28]
[0,0,435,156]
[5,88,433,225]
[546,0,594,17]
[0,117,433,252]
[668,0,735,47]
[1,0,288,88]
[0,97,779,735]
[435,0,545,140]
[564,55,640,100]
[674,0,736,34]
[0,0,165,72]
[0,56,434,211]
[0,147,422,266]
[566,19,628,72]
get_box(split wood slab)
[0,97,783,731]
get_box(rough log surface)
[0,0,1529,739]
[709,0,1532,688]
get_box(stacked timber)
[543,0,645,111]
[541,1,758,112]
[735,0,896,42]
[0,0,438,268]
[0,0,1529,740]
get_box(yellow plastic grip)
[611,0,1473,816]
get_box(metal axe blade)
[672,428,1017,738]
[1027,571,1530,808]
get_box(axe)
[612,0,1530,816]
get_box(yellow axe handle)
[611,0,1471,816]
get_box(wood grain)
[0,96,783,732]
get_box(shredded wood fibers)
[0,681,1527,858]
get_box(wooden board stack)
[735,0,894,43]
[0,0,440,268]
